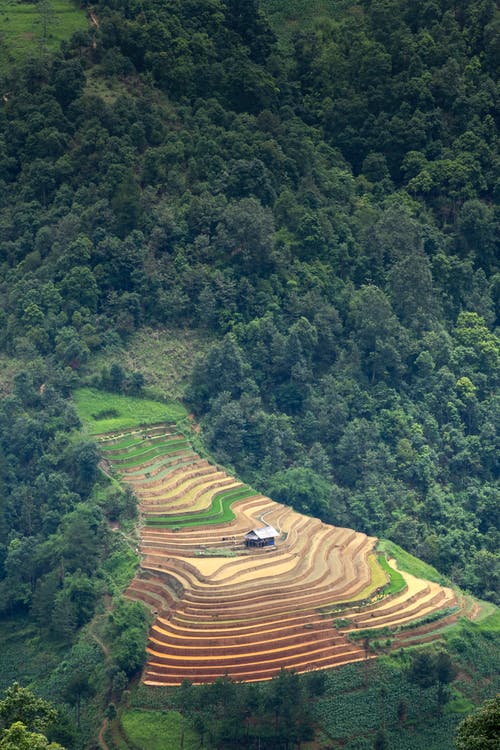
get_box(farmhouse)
[244,525,278,548]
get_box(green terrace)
[101,439,192,469]
[144,486,256,528]
[377,554,406,596]
[122,454,200,480]
[127,449,200,487]
[98,431,180,451]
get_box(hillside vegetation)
[0,0,498,747]
[0,0,497,606]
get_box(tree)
[215,198,275,271]
[455,694,500,750]
[62,672,94,729]
[109,363,125,393]
[54,328,90,369]
[59,267,98,314]
[374,729,388,750]
[113,627,148,676]
[111,671,128,699]
[0,538,37,612]
[111,172,142,237]
[388,250,437,331]
[435,651,457,712]
[107,598,150,676]
[268,467,332,519]
[349,285,406,384]
[265,669,313,748]
[52,60,85,107]
[408,651,437,720]
[36,0,57,51]
[0,684,57,733]
[0,722,65,750]
[56,505,105,573]
[396,699,407,726]
[70,442,100,496]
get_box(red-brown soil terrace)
[98,424,465,686]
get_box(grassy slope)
[0,0,87,71]
[377,539,448,585]
[89,327,213,402]
[475,606,500,629]
[73,387,187,435]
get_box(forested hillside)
[0,2,499,748]
[1,0,497,608]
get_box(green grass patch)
[73,388,187,434]
[145,485,255,527]
[473,603,500,630]
[377,554,407,595]
[120,709,201,750]
[377,539,447,584]
[0,0,87,71]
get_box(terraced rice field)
[97,423,467,686]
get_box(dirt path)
[91,624,110,659]
[98,717,110,750]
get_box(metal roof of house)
[245,525,278,540]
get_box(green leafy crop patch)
[377,554,407,595]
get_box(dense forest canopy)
[0,0,498,632]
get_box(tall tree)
[455,694,500,750]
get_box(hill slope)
[92,420,471,686]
